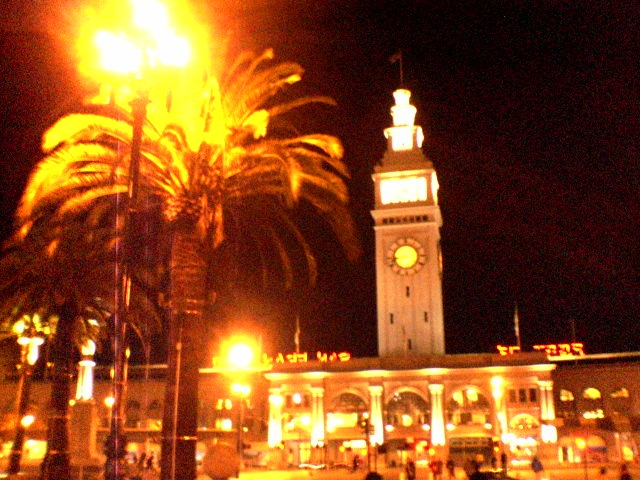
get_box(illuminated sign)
[261,351,351,366]
[497,345,521,356]
[533,343,585,357]
[380,176,428,205]
[496,343,585,357]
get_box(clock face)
[386,238,427,275]
[394,245,419,269]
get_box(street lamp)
[85,2,190,479]
[232,383,251,456]
[576,437,589,480]
[7,317,45,475]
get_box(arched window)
[446,387,491,426]
[560,389,575,402]
[509,414,539,430]
[583,388,601,400]
[385,391,430,428]
[326,392,367,432]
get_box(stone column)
[368,385,384,446]
[429,384,446,446]
[70,341,100,466]
[310,387,325,447]
[538,380,558,446]
[491,376,507,441]
[538,381,555,421]
[267,389,284,448]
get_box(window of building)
[385,391,430,428]
[519,389,527,403]
[508,389,517,404]
[611,388,629,398]
[390,313,394,325]
[583,388,602,400]
[446,387,490,426]
[560,389,574,402]
[326,392,367,432]
[509,414,539,430]
[529,388,538,403]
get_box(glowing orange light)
[92,0,190,76]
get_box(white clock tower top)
[384,89,425,152]
[374,89,440,213]
[372,88,445,357]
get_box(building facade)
[0,87,638,473]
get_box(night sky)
[0,1,638,359]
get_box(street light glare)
[95,30,142,75]
[132,0,170,33]
[91,0,191,77]
[228,343,254,369]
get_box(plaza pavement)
[196,463,640,480]
[2,462,638,480]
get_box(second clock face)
[386,238,427,275]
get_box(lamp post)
[7,318,44,475]
[575,437,589,480]
[86,2,190,479]
[232,383,251,457]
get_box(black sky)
[0,1,638,358]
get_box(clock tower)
[371,89,445,356]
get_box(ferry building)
[261,88,560,469]
[1,87,638,472]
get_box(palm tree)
[16,49,359,480]
[0,206,164,480]
[0,214,107,478]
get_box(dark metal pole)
[105,93,148,480]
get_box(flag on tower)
[514,304,521,349]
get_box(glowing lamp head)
[228,342,254,369]
[93,0,191,76]
[231,383,251,397]
[21,415,35,428]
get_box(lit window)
[583,388,601,400]
[380,177,428,205]
[610,388,629,398]
[559,390,574,402]
[519,389,527,403]
[466,389,478,403]
[509,414,539,430]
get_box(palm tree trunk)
[39,302,75,480]
[160,227,207,480]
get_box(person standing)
[431,457,444,480]
[405,458,417,480]
[531,456,544,480]
[619,464,632,480]
[446,457,456,479]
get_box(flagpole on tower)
[514,303,521,350]
[294,315,301,355]
[390,50,404,87]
